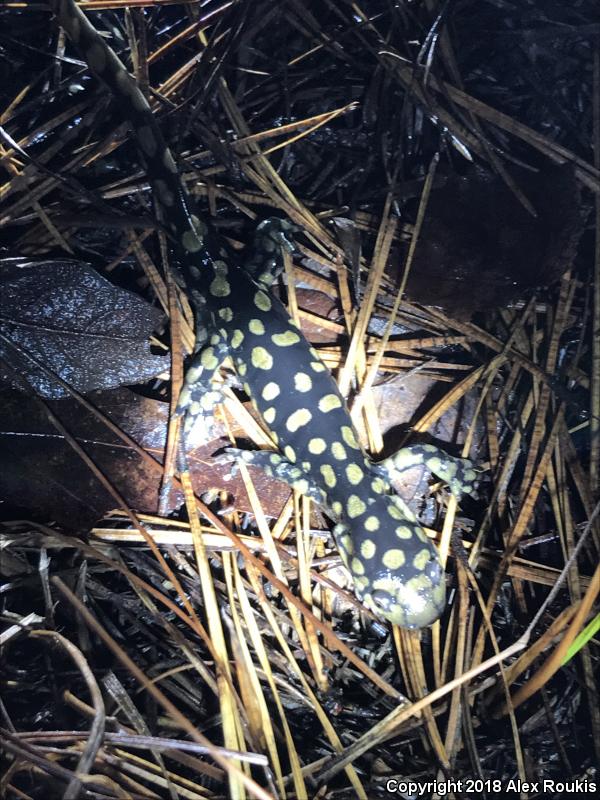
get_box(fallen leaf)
[0,258,167,398]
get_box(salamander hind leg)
[375,444,478,499]
[216,448,328,505]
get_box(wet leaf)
[0,259,167,398]
[0,386,291,530]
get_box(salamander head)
[362,553,446,629]
[333,496,446,629]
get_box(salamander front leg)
[215,448,329,506]
[176,339,230,441]
[374,444,478,499]
[245,218,299,288]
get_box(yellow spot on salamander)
[394,449,423,469]
[182,228,203,253]
[200,348,219,370]
[347,495,366,518]
[209,276,230,297]
[201,392,219,409]
[350,557,365,576]
[310,361,326,373]
[371,478,386,494]
[320,464,336,488]
[254,290,271,312]
[426,456,442,474]
[395,525,413,540]
[387,504,403,520]
[318,394,342,413]
[284,445,296,462]
[251,347,273,370]
[294,373,312,392]
[345,464,364,484]
[263,407,276,425]
[308,438,326,455]
[382,549,406,569]
[218,307,233,322]
[331,500,343,516]
[361,539,376,559]
[262,382,280,401]
[249,319,265,335]
[339,533,354,554]
[410,575,433,594]
[364,516,380,532]
[331,442,346,460]
[341,425,360,449]
[191,214,207,237]
[178,386,191,407]
[295,479,309,494]
[413,549,432,570]
[286,408,312,432]
[272,331,300,346]
[230,329,244,348]
[185,365,202,383]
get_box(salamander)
[51,0,477,628]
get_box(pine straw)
[1,2,599,798]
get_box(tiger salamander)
[52,0,477,628]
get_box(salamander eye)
[370,589,393,613]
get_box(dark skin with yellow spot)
[52,0,477,628]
